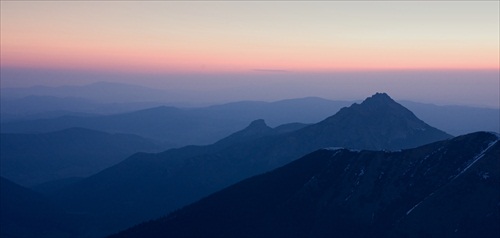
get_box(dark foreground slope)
[0,177,85,238]
[50,93,451,235]
[114,132,500,238]
[1,127,160,186]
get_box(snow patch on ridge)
[324,147,361,152]
[489,131,500,140]
[358,168,365,176]
[406,135,499,217]
[406,192,435,215]
[451,139,498,181]
[324,147,344,151]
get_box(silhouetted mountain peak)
[361,92,394,104]
[233,119,272,136]
[306,93,451,150]
[214,119,273,146]
[322,93,417,123]
[369,92,391,99]
[351,92,401,111]
[247,119,268,129]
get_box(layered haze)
[2,69,498,108]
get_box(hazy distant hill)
[201,96,352,127]
[0,82,183,103]
[400,100,500,136]
[113,132,500,238]
[0,97,352,148]
[1,96,100,116]
[1,106,221,148]
[50,93,451,235]
[1,128,160,186]
[0,95,166,122]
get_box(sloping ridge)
[0,177,82,238]
[112,132,499,238]
[0,127,160,186]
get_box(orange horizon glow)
[2,43,498,74]
[2,39,498,74]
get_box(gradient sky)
[1,1,499,107]
[2,1,499,72]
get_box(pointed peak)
[333,93,399,115]
[247,119,268,129]
[346,93,401,111]
[215,119,272,146]
[372,92,391,98]
[362,92,395,104]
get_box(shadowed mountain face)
[0,177,83,238]
[1,128,160,186]
[113,132,500,238]
[294,93,451,151]
[50,93,451,235]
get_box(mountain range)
[0,95,166,122]
[113,131,500,238]
[0,97,352,148]
[47,93,451,235]
[2,86,497,150]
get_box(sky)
[1,1,499,107]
